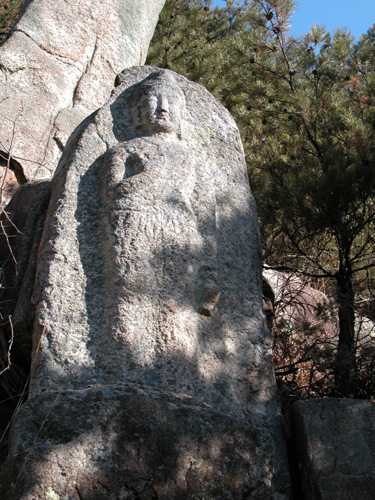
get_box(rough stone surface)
[290,398,375,500]
[1,67,290,498]
[0,0,166,181]
[4,387,286,500]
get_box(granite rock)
[4,386,286,499]
[0,0,166,181]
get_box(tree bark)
[335,271,355,395]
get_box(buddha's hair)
[132,70,185,104]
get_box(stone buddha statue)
[98,70,220,393]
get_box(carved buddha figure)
[98,71,220,390]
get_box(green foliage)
[250,18,375,396]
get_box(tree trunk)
[335,271,355,395]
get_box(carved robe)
[99,137,218,394]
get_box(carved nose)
[158,97,169,114]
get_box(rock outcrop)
[263,269,336,332]
[0,67,290,499]
[290,398,375,500]
[0,0,166,181]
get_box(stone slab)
[290,398,375,500]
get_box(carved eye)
[147,95,158,106]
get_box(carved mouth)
[155,112,169,120]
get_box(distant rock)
[263,269,335,332]
[263,268,375,365]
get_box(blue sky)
[211,0,375,40]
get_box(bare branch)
[0,220,18,274]
[0,316,14,376]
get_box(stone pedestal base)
[1,385,289,499]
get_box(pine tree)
[256,19,375,396]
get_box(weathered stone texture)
[0,0,166,181]
[1,67,290,498]
[291,398,375,500]
[4,387,286,500]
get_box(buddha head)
[131,70,185,136]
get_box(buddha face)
[131,71,185,135]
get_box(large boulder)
[290,398,375,500]
[0,0,166,181]
[263,269,335,332]
[1,66,290,499]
